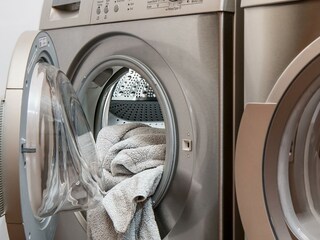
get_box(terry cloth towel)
[87,123,166,240]
[87,166,163,240]
[96,123,166,190]
[96,123,166,176]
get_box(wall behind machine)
[0,0,43,98]
[0,0,43,238]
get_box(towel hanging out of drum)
[87,123,166,240]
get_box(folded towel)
[87,123,166,240]
[96,123,166,172]
[110,138,166,176]
[102,169,128,191]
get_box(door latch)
[21,143,36,154]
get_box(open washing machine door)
[4,31,103,240]
[235,36,320,240]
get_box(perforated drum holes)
[112,69,157,101]
[105,68,165,127]
[109,101,163,122]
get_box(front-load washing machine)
[235,0,320,239]
[2,0,242,239]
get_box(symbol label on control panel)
[39,37,48,48]
[147,0,202,10]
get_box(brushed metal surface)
[243,0,320,103]
[235,103,276,240]
[267,37,320,103]
[54,212,86,240]
[45,13,234,240]
[40,0,235,29]
[239,1,320,238]
[3,31,39,239]
[7,31,39,89]
[241,0,300,7]
[89,0,234,25]
[6,8,236,240]
[263,51,320,240]
[3,90,23,240]
[40,0,92,30]
[3,32,60,240]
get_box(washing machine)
[1,0,242,239]
[235,0,320,239]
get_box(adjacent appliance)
[2,0,242,239]
[236,0,320,239]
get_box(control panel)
[91,0,233,24]
[40,0,233,29]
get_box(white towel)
[87,123,165,240]
[96,123,165,173]
[110,136,166,176]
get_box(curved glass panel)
[24,62,103,219]
[277,88,320,240]
[264,62,320,239]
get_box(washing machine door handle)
[23,62,104,219]
[235,103,277,240]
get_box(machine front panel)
[40,0,234,29]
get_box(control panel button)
[104,5,109,14]
[96,6,101,14]
[114,4,119,12]
[91,0,208,24]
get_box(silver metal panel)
[262,42,320,240]
[40,0,234,29]
[54,212,86,240]
[3,90,23,236]
[7,32,39,89]
[238,1,320,239]
[235,103,276,240]
[243,0,320,103]
[52,0,80,7]
[17,33,60,240]
[40,0,93,29]
[45,13,234,239]
[3,32,38,240]
[267,37,320,103]
[3,31,59,240]
[90,0,234,25]
[241,0,300,8]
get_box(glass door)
[21,62,103,219]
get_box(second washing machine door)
[236,36,320,240]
